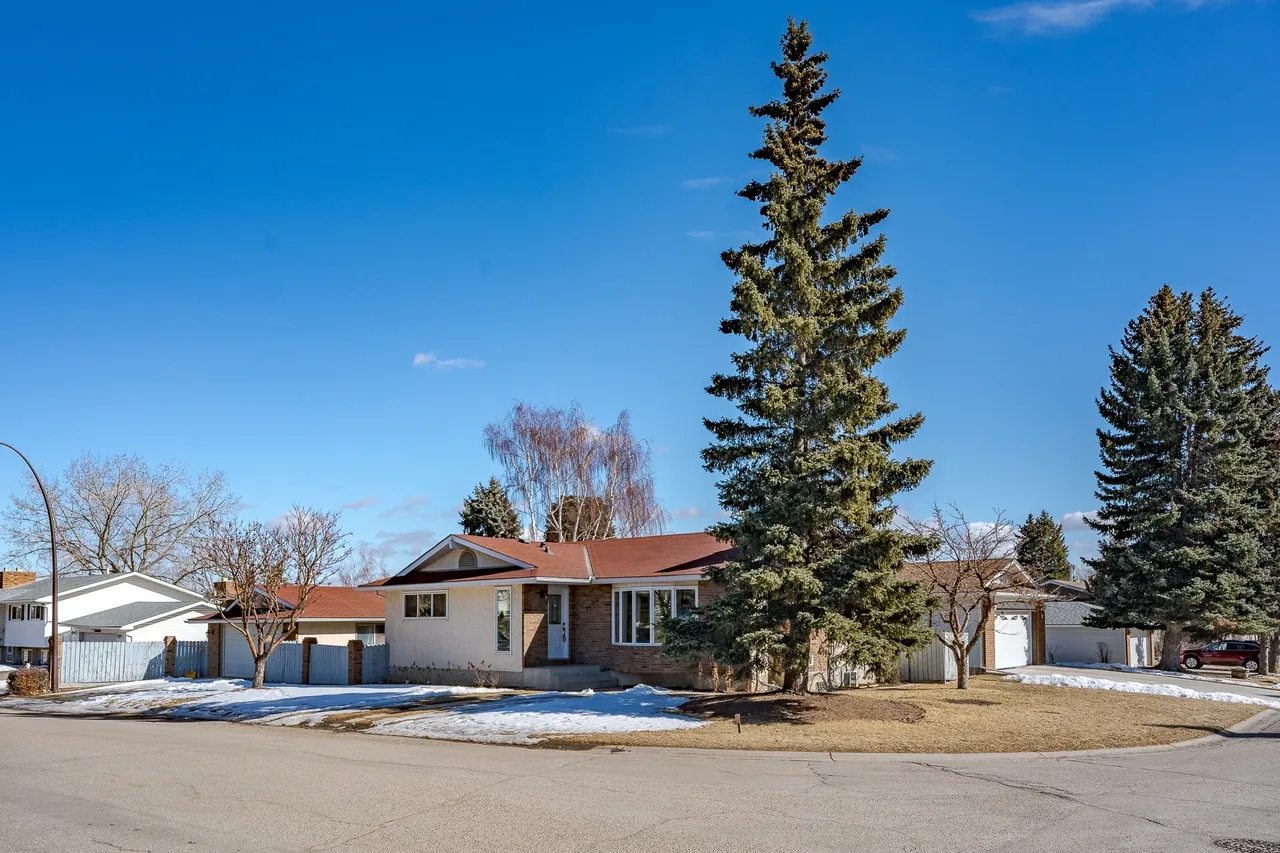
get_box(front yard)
[546,675,1264,753]
[3,673,1271,752]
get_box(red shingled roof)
[193,585,386,621]
[381,532,737,587]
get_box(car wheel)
[1244,659,1259,673]
[1183,655,1200,669]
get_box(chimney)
[0,570,37,589]
[212,580,229,600]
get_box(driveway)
[1,708,1277,852]
[1008,664,1280,702]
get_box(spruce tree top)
[1015,511,1073,582]
[459,477,522,539]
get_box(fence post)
[48,634,62,682]
[347,639,364,685]
[207,624,223,678]
[301,637,317,684]
[163,636,177,677]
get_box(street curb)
[582,708,1280,763]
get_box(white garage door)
[221,628,257,678]
[994,614,1030,669]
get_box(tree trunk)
[252,656,268,690]
[955,649,971,690]
[781,667,807,694]
[1157,623,1184,672]
[1260,634,1273,677]
[1269,631,1280,676]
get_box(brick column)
[207,624,223,678]
[981,609,997,671]
[301,637,317,684]
[1031,604,1047,666]
[164,636,177,677]
[347,639,364,685]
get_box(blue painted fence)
[361,644,389,684]
[309,643,348,685]
[264,641,304,683]
[61,641,166,685]
[173,640,208,677]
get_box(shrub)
[7,667,50,696]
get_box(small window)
[356,624,385,645]
[29,605,45,621]
[8,605,23,621]
[404,592,448,619]
[458,548,478,568]
[495,587,512,653]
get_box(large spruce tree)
[670,20,932,691]
[1086,286,1277,669]
[459,477,522,538]
[1015,511,1073,582]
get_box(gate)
[362,644,389,684]
[308,644,348,685]
[173,640,208,677]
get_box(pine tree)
[668,20,933,692]
[1014,511,1073,582]
[1086,286,1278,670]
[459,478,521,538]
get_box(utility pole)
[1,443,59,692]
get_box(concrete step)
[524,665,621,691]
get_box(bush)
[7,667,50,696]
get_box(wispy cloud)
[370,528,437,561]
[682,176,726,189]
[671,506,703,520]
[340,496,378,511]
[412,352,484,370]
[378,495,432,519]
[860,144,901,162]
[971,0,1226,35]
[608,125,670,138]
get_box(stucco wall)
[129,609,218,642]
[295,621,373,645]
[386,585,523,674]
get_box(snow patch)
[1004,673,1280,709]
[368,684,704,744]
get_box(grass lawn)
[547,674,1260,753]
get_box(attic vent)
[458,548,478,569]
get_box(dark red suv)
[1181,641,1261,672]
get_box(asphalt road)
[1,710,1277,853]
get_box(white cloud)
[671,506,703,520]
[412,352,484,370]
[1060,510,1099,532]
[608,125,670,138]
[371,528,437,561]
[340,496,378,511]
[684,230,715,240]
[970,0,1226,35]
[860,144,901,162]
[682,177,726,189]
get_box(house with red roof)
[368,532,736,690]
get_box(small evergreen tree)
[1086,286,1278,670]
[459,477,522,538]
[1015,511,1073,582]
[666,20,933,692]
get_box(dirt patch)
[679,690,924,725]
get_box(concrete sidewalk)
[1007,664,1280,701]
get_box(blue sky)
[2,0,1277,571]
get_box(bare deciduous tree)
[194,507,349,689]
[483,402,665,541]
[3,453,236,586]
[903,504,1033,689]
[333,541,387,587]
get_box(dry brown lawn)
[547,674,1259,753]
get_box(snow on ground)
[1057,661,1277,688]
[1005,673,1280,709]
[368,685,705,744]
[1,678,507,725]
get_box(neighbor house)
[194,585,386,679]
[896,558,1048,683]
[0,569,217,665]
[1038,579,1156,666]
[369,532,735,690]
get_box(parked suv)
[1181,641,1261,672]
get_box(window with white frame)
[8,604,24,621]
[403,592,448,619]
[612,586,697,646]
[29,604,45,621]
[494,587,512,653]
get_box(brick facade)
[981,608,997,670]
[206,624,223,677]
[0,570,36,589]
[347,639,364,685]
[521,584,550,668]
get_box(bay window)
[612,586,698,646]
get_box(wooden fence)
[361,644,389,684]
[61,641,166,685]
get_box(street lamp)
[0,443,59,692]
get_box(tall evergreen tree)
[1015,511,1073,582]
[1086,286,1277,669]
[666,20,932,692]
[459,477,522,538]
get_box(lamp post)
[0,443,59,692]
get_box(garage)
[994,613,1030,669]
[221,627,258,678]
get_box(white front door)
[546,585,569,660]
[994,614,1030,669]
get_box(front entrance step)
[522,665,620,691]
